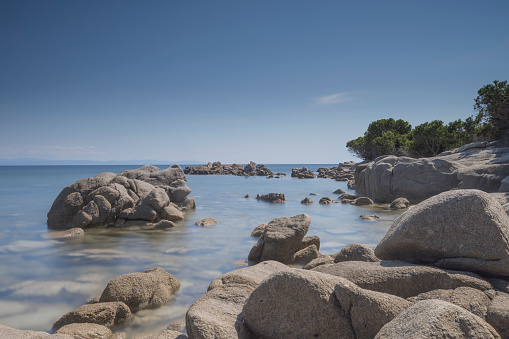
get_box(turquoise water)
[0,165,404,336]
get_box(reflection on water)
[0,165,405,337]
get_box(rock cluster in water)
[184,161,273,176]
[255,193,285,203]
[291,166,316,178]
[47,165,195,230]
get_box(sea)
[0,164,405,337]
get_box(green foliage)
[474,80,509,140]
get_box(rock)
[333,188,345,194]
[43,227,85,239]
[302,255,335,270]
[195,218,218,226]
[184,161,273,177]
[143,330,188,339]
[312,260,493,298]
[48,165,193,229]
[360,214,380,221]
[250,224,267,237]
[99,268,180,312]
[339,193,357,201]
[334,244,380,263]
[153,220,175,229]
[175,197,196,211]
[242,269,355,339]
[293,244,320,264]
[407,287,491,318]
[160,205,184,222]
[353,197,373,205]
[247,214,311,264]
[55,323,112,338]
[390,197,410,209]
[300,197,313,204]
[167,319,186,332]
[374,299,501,339]
[487,293,509,338]
[319,197,333,204]
[309,193,319,195]
[52,302,132,331]
[244,194,249,198]
[375,189,509,276]
[186,261,289,339]
[299,235,321,251]
[0,324,73,338]
[291,167,316,179]
[255,193,285,203]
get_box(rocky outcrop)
[99,267,180,312]
[354,141,509,203]
[375,299,501,339]
[47,165,194,229]
[247,214,319,264]
[184,161,273,176]
[334,243,380,262]
[255,193,285,203]
[52,301,132,331]
[291,167,316,179]
[375,190,509,276]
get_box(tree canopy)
[474,80,509,140]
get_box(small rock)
[353,197,374,206]
[56,323,112,338]
[390,197,410,209]
[319,197,333,204]
[301,197,313,204]
[195,218,218,226]
[52,302,132,331]
[167,319,186,332]
[256,193,285,203]
[153,220,175,229]
[43,228,85,239]
[293,244,320,265]
[244,194,249,198]
[333,189,345,194]
[360,214,380,221]
[334,244,380,263]
[310,193,319,195]
[302,255,335,270]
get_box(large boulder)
[186,261,289,339]
[375,190,509,276]
[47,165,194,229]
[99,268,180,312]
[52,302,132,331]
[375,299,501,339]
[312,260,492,298]
[0,324,72,338]
[247,214,316,264]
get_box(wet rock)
[43,228,85,239]
[99,268,180,312]
[309,193,319,195]
[153,220,175,229]
[244,194,249,198]
[300,197,313,204]
[353,197,373,205]
[52,302,132,331]
[339,193,356,201]
[389,197,410,209]
[334,244,380,263]
[319,197,333,204]
[195,218,218,227]
[55,323,112,338]
[375,189,509,276]
[333,188,345,194]
[375,299,501,339]
[360,214,380,221]
[255,193,285,203]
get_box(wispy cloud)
[316,92,352,105]
[0,145,105,156]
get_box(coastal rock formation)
[184,161,274,176]
[375,190,509,276]
[250,223,267,237]
[52,301,132,331]
[375,299,501,339]
[47,165,194,229]
[389,197,410,209]
[334,243,380,262]
[99,267,181,311]
[354,141,509,203]
[255,193,285,203]
[247,214,319,264]
[291,167,316,179]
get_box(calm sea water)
[0,164,404,337]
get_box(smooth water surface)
[0,165,404,337]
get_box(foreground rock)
[47,165,194,229]
[255,193,285,203]
[248,214,319,264]
[99,267,180,311]
[184,161,273,176]
[186,261,289,339]
[52,302,132,331]
[334,244,379,262]
[0,324,72,338]
[55,323,113,338]
[375,299,501,339]
[375,190,509,276]
[354,141,509,203]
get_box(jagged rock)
[300,197,313,204]
[255,193,285,203]
[195,218,218,226]
[99,268,180,312]
[186,261,289,339]
[250,224,267,237]
[52,302,132,331]
[299,235,321,251]
[375,189,509,276]
[47,165,193,229]
[312,260,493,298]
[55,323,112,338]
[291,167,316,179]
[334,244,380,263]
[375,299,501,339]
[319,197,333,204]
[390,197,410,209]
[184,161,274,177]
[293,244,320,264]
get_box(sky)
[1,0,508,164]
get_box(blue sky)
[1,0,508,164]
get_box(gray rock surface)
[375,299,501,339]
[255,193,285,203]
[250,224,267,237]
[55,323,112,338]
[48,165,193,229]
[353,197,373,205]
[487,293,509,339]
[312,260,492,298]
[186,261,288,339]
[0,324,72,338]
[300,197,313,204]
[291,167,316,179]
[52,302,132,331]
[375,190,509,275]
[335,244,380,263]
[302,255,335,270]
[355,141,509,203]
[99,267,180,312]
[195,218,218,226]
[389,197,410,209]
[319,196,333,204]
[184,161,273,176]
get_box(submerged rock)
[319,197,333,204]
[300,197,313,204]
[195,218,218,227]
